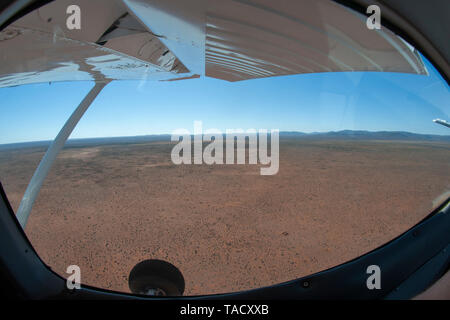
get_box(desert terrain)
[0,136,449,295]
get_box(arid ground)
[0,138,449,295]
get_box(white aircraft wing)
[0,0,428,87]
[433,119,450,129]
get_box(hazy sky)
[0,56,449,144]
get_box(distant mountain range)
[280,130,450,141]
[1,130,449,151]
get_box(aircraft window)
[0,0,448,296]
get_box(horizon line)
[1,129,450,146]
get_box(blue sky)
[0,57,449,144]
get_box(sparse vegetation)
[0,137,448,295]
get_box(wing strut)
[16,81,110,228]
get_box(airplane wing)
[433,119,450,129]
[0,0,428,88]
